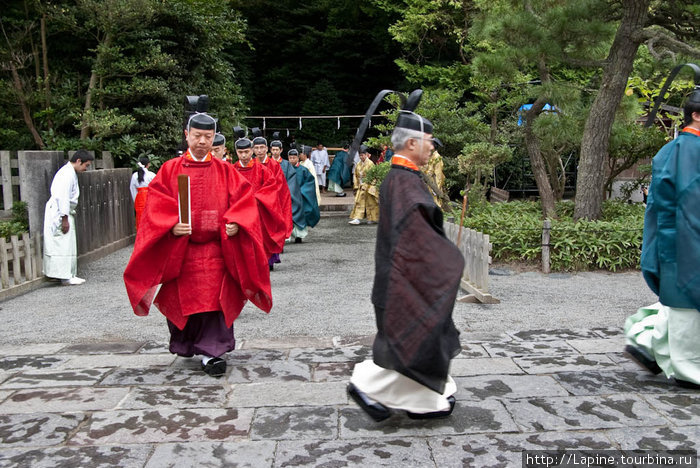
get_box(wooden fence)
[0,233,44,298]
[0,150,114,219]
[444,221,500,304]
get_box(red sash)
[134,187,149,230]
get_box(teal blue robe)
[327,150,352,188]
[641,129,700,311]
[294,164,320,229]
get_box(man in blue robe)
[625,91,700,389]
[286,149,320,243]
[327,144,352,197]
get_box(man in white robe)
[310,143,330,192]
[43,150,93,285]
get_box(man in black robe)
[348,111,465,421]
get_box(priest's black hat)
[359,144,369,153]
[270,131,283,148]
[187,112,217,131]
[213,133,226,147]
[235,138,252,149]
[395,111,433,134]
[288,148,299,156]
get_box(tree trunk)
[10,65,45,149]
[41,13,52,129]
[524,96,557,218]
[573,0,650,220]
[80,32,112,140]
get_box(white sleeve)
[51,167,72,216]
[130,173,138,201]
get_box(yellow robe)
[350,159,379,222]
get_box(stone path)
[1,328,698,467]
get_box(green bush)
[457,200,645,271]
[365,162,391,187]
[0,201,30,240]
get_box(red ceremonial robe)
[123,152,273,330]
[233,159,287,256]
[259,156,293,239]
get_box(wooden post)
[0,151,13,211]
[542,219,551,274]
[11,235,21,284]
[0,238,9,288]
[21,233,32,280]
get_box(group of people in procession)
[39,87,700,423]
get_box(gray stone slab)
[313,362,353,382]
[145,441,276,468]
[229,381,347,407]
[227,360,311,384]
[606,425,700,450]
[0,355,70,372]
[509,329,600,341]
[0,444,151,468]
[100,367,222,386]
[276,438,434,467]
[242,336,333,349]
[69,408,253,445]
[454,374,569,400]
[450,357,524,377]
[606,351,650,371]
[430,432,615,468]
[0,343,67,356]
[117,385,227,410]
[643,393,700,425]
[505,394,663,432]
[460,331,513,343]
[331,335,374,347]
[289,346,371,363]
[0,390,12,404]
[0,413,85,447]
[57,342,145,354]
[59,353,176,369]
[555,370,682,396]
[593,327,624,338]
[251,406,337,441]
[137,341,170,354]
[483,340,578,358]
[0,387,129,413]
[513,354,617,374]
[567,337,625,354]
[457,343,490,359]
[226,349,288,365]
[0,368,111,389]
[340,399,518,438]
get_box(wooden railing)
[443,221,499,304]
[0,233,44,299]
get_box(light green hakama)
[42,212,77,280]
[625,302,700,385]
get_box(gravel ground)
[0,216,658,345]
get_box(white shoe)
[366,221,376,225]
[61,277,86,286]
[348,219,361,225]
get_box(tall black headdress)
[645,63,700,128]
[251,127,267,146]
[348,89,424,165]
[233,126,252,149]
[212,133,226,147]
[270,131,283,148]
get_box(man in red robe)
[123,113,272,377]
[253,134,293,266]
[233,136,287,270]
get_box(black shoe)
[675,378,700,390]
[294,238,302,244]
[202,357,226,377]
[625,345,662,375]
[269,264,274,271]
[406,396,456,420]
[335,192,347,197]
[347,383,391,422]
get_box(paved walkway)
[0,204,698,467]
[0,328,698,467]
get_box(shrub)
[0,201,30,240]
[456,200,645,271]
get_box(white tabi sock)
[201,356,213,365]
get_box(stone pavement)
[1,328,698,467]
